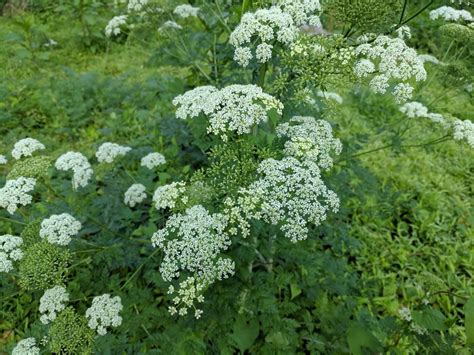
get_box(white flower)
[0,234,23,273]
[399,101,429,118]
[279,0,322,27]
[39,213,82,246]
[96,142,131,164]
[11,138,45,160]
[140,152,166,169]
[86,294,123,336]
[398,307,412,322]
[369,75,390,94]
[160,21,183,31]
[105,15,127,37]
[173,4,199,18]
[418,54,442,65]
[0,155,7,165]
[410,323,428,335]
[396,25,412,40]
[316,90,343,104]
[430,6,473,22]
[124,183,147,207]
[12,338,40,355]
[172,84,283,141]
[39,286,69,324]
[452,119,474,147]
[255,42,273,63]
[153,182,187,210]
[55,152,93,189]
[276,116,342,169]
[0,177,36,215]
[392,83,414,103]
[233,47,253,67]
[128,0,148,12]
[354,59,376,78]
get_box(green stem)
[257,62,268,89]
[120,248,160,290]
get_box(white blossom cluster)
[0,234,23,273]
[39,286,69,324]
[429,6,473,22]
[151,205,234,317]
[124,183,147,207]
[399,101,446,125]
[55,152,93,189]
[140,152,166,169]
[128,0,148,12]
[12,338,40,355]
[153,181,188,210]
[0,177,36,215]
[105,15,128,37]
[235,157,340,242]
[398,307,412,322]
[316,90,343,104]
[85,294,123,336]
[276,116,342,169]
[453,119,474,148]
[96,142,131,163]
[160,20,183,31]
[354,35,427,103]
[0,155,7,165]
[173,4,200,18]
[395,25,412,40]
[172,84,283,140]
[39,213,82,246]
[11,138,45,160]
[418,54,442,65]
[279,0,321,27]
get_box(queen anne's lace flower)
[418,54,442,65]
[151,205,234,317]
[12,338,40,355]
[392,83,414,104]
[141,152,166,169]
[399,101,429,118]
[398,307,412,322]
[316,90,343,104]
[276,116,342,169]
[0,177,36,215]
[153,182,188,210]
[96,142,131,163]
[86,294,123,336]
[124,183,147,207]
[0,155,7,165]
[173,4,199,18]
[11,138,45,160]
[173,84,283,140]
[0,234,23,273]
[105,15,127,37]
[430,6,473,22]
[40,213,82,246]
[160,21,182,31]
[55,152,93,189]
[39,286,69,324]
[396,25,412,40]
[279,0,322,27]
[128,0,148,12]
[453,119,474,147]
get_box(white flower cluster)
[160,20,182,31]
[0,177,36,215]
[235,157,340,242]
[453,119,474,148]
[276,116,342,169]
[151,205,234,317]
[395,25,412,40]
[0,155,7,165]
[96,142,131,163]
[430,6,473,22]
[173,4,199,18]
[128,0,148,12]
[39,213,82,246]
[153,182,187,210]
[399,101,446,124]
[12,138,45,160]
[39,286,69,324]
[173,84,283,140]
[418,54,442,65]
[86,294,123,336]
[316,90,343,104]
[12,338,40,355]
[106,15,127,37]
[398,307,412,322]
[141,152,166,169]
[354,35,427,103]
[55,152,93,189]
[0,234,23,273]
[230,0,322,66]
[124,183,147,207]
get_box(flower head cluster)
[173,4,199,18]
[453,119,474,148]
[0,177,36,215]
[128,0,148,12]
[0,155,8,165]
[12,338,40,355]
[153,181,187,210]
[105,15,127,37]
[395,25,412,40]
[141,152,166,169]
[235,157,340,242]
[173,84,283,140]
[354,35,427,103]
[124,183,147,207]
[40,213,82,246]
[418,54,442,65]
[276,116,342,169]
[430,6,473,22]
[85,294,123,336]
[151,205,234,316]
[399,101,447,125]
[316,90,343,104]
[12,138,45,160]
[160,21,182,31]
[55,152,93,189]
[279,0,322,27]
[39,286,69,324]
[96,142,131,163]
[0,234,23,273]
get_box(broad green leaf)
[229,316,259,352]
[347,322,379,355]
[412,308,448,331]
[265,331,289,347]
[290,283,302,300]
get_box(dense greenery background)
[0,0,473,354]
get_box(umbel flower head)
[128,0,148,12]
[11,138,45,160]
[124,183,147,207]
[85,294,123,336]
[105,15,127,37]
[173,84,283,141]
[153,181,187,210]
[7,156,53,180]
[0,155,7,165]
[140,152,166,169]
[430,6,473,22]
[96,142,132,163]
[0,177,36,215]
[453,119,474,148]
[55,151,93,189]
[0,234,23,273]
[39,213,82,246]
[12,337,40,355]
[39,285,69,324]
[173,4,200,18]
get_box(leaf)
[290,283,302,300]
[265,331,289,347]
[465,297,474,345]
[412,308,448,331]
[347,322,379,355]
[229,316,259,352]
